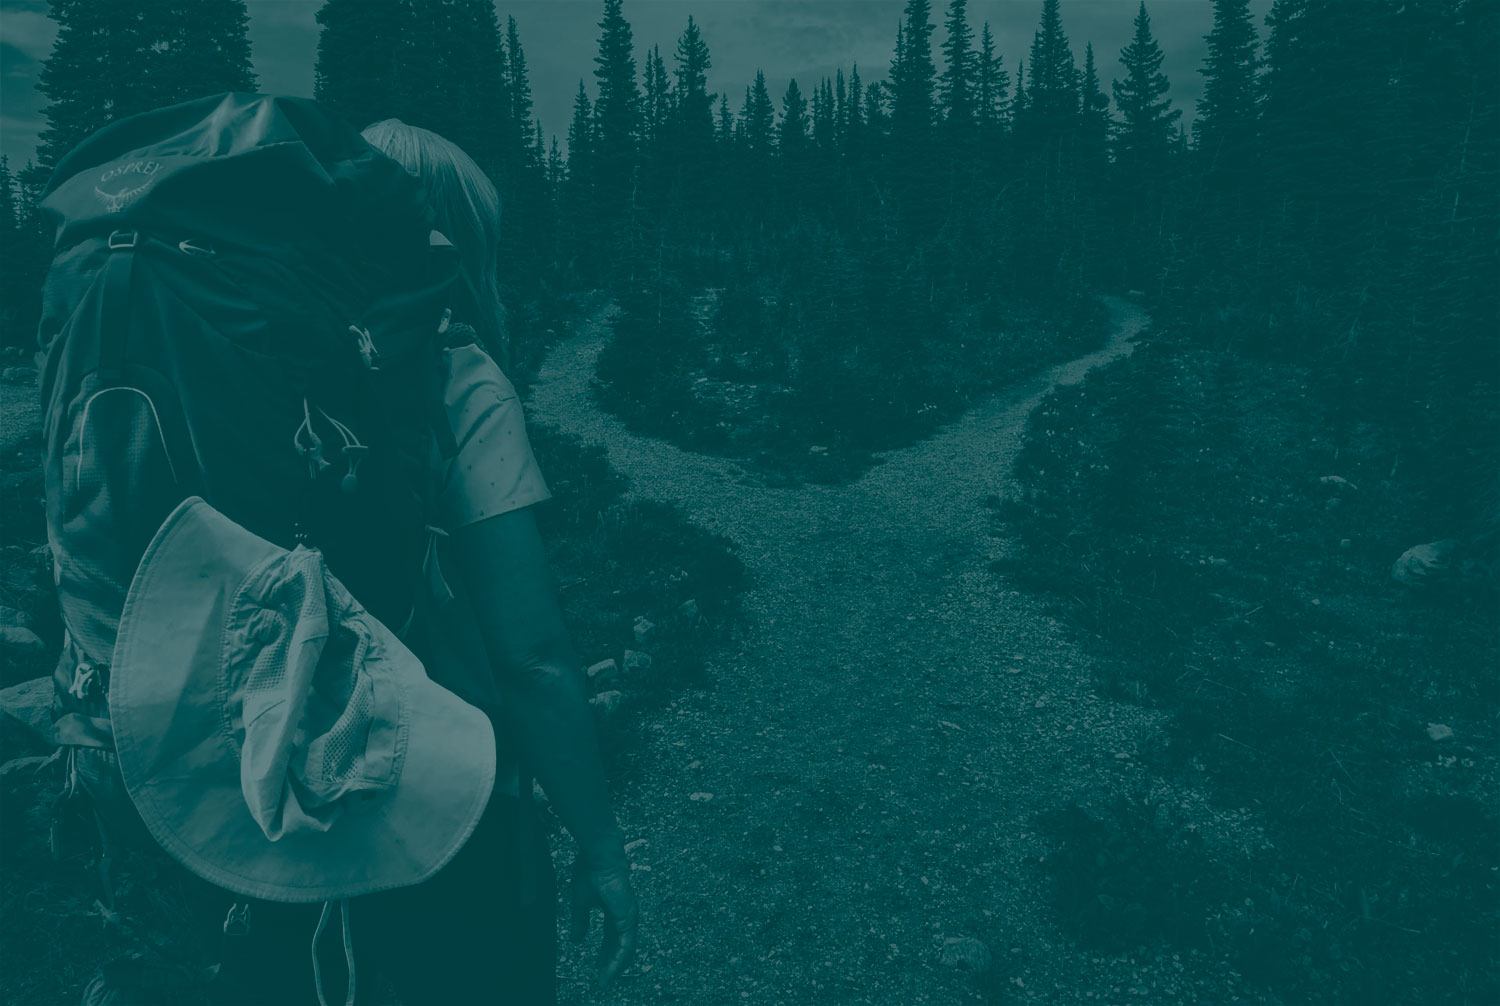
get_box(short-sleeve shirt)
[430,341,551,530]
[413,337,549,796]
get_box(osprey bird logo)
[94,159,161,213]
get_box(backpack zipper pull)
[348,325,380,370]
[67,662,97,700]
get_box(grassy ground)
[592,290,1108,487]
[998,336,1500,1003]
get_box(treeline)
[2,0,1496,500]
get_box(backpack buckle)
[107,229,138,251]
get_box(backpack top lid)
[41,92,433,264]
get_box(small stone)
[1319,475,1359,491]
[622,649,653,675]
[586,658,619,686]
[590,690,623,719]
[689,791,714,802]
[624,838,648,854]
[1339,538,1352,550]
[1426,722,1454,742]
[808,445,828,454]
[633,616,656,644]
[938,936,993,974]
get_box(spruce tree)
[939,0,976,132]
[891,0,937,145]
[716,94,734,148]
[154,0,256,107]
[314,0,406,131]
[742,71,777,162]
[1078,42,1110,164]
[975,22,1011,133]
[644,46,671,151]
[394,0,508,176]
[507,17,535,152]
[38,0,254,171]
[0,157,26,348]
[1194,0,1259,165]
[779,79,811,156]
[563,80,597,276]
[1017,0,1078,143]
[1111,2,1180,177]
[591,0,642,228]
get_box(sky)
[0,0,1272,168]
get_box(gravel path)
[531,298,1261,1005]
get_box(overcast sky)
[1,0,1271,168]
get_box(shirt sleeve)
[431,343,552,530]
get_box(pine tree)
[891,0,937,145]
[0,157,26,348]
[1078,42,1110,163]
[567,81,595,179]
[1194,0,1259,165]
[643,44,672,157]
[939,0,976,132]
[1111,2,1180,178]
[547,135,565,190]
[1012,58,1028,122]
[1016,0,1078,143]
[742,71,777,162]
[813,78,836,150]
[507,17,535,151]
[779,78,811,156]
[395,0,508,176]
[716,94,734,148]
[38,0,255,171]
[591,0,641,227]
[154,0,256,106]
[314,0,406,131]
[847,64,865,144]
[975,22,1011,132]
[563,80,597,275]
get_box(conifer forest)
[0,1,1496,1003]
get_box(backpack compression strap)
[96,230,139,384]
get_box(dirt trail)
[530,300,1253,1005]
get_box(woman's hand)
[569,849,639,988]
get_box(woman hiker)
[208,119,641,1004]
[36,94,635,1005]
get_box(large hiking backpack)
[36,93,462,753]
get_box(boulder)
[1392,539,1459,586]
[632,616,656,645]
[676,598,699,622]
[0,625,45,657]
[0,676,57,746]
[622,649,653,675]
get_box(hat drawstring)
[311,897,356,1006]
[294,398,368,494]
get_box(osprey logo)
[94,160,161,213]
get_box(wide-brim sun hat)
[109,496,495,903]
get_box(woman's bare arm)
[448,506,637,984]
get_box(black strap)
[96,230,139,383]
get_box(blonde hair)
[361,119,507,366]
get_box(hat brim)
[110,497,496,903]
